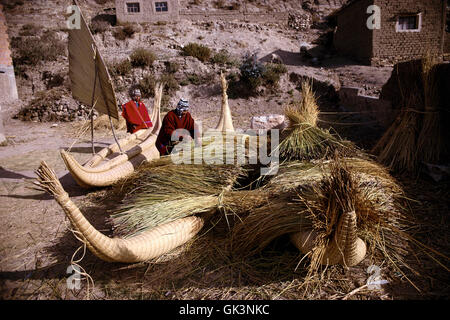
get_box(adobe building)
[331,0,450,65]
[115,0,179,24]
[0,4,18,146]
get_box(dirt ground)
[0,0,448,301]
[0,94,449,300]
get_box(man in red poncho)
[156,98,196,155]
[121,88,153,134]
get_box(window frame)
[396,13,422,33]
[155,1,169,13]
[126,2,141,14]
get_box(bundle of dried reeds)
[417,55,443,164]
[373,55,447,173]
[108,130,262,237]
[229,156,407,273]
[110,163,246,237]
[75,114,127,132]
[279,81,356,161]
[372,92,422,173]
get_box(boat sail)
[61,1,161,188]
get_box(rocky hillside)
[1,0,389,130]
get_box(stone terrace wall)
[372,0,446,66]
[179,10,289,24]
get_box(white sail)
[68,1,119,119]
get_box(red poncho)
[121,100,153,133]
[156,110,195,155]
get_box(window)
[126,2,140,13]
[155,1,168,12]
[397,14,420,31]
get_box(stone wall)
[116,0,180,24]
[371,0,446,66]
[333,0,374,64]
[179,10,288,24]
[0,4,18,103]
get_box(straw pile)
[279,81,356,161]
[108,130,262,237]
[229,156,407,274]
[74,114,127,132]
[373,56,448,173]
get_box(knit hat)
[176,98,189,112]
[132,88,141,97]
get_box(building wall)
[0,4,18,103]
[371,0,445,65]
[333,0,374,64]
[116,0,179,24]
[444,2,450,56]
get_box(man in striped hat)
[121,88,153,134]
[156,98,196,155]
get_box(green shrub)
[122,23,138,37]
[113,23,138,40]
[19,23,40,36]
[165,61,180,74]
[109,59,132,77]
[161,94,171,112]
[211,49,233,66]
[239,52,265,92]
[181,43,211,62]
[185,72,215,86]
[186,73,201,85]
[139,73,179,98]
[179,79,190,86]
[139,74,157,98]
[130,48,157,68]
[90,20,110,34]
[2,0,24,10]
[42,71,65,89]
[160,73,180,94]
[226,72,239,83]
[262,63,288,88]
[11,31,65,65]
[113,28,126,40]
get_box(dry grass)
[373,55,447,173]
[279,81,357,161]
[74,114,127,132]
[372,92,422,173]
[230,156,406,258]
[417,55,443,164]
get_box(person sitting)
[156,99,196,155]
[121,88,153,134]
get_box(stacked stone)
[288,13,311,31]
[15,97,96,122]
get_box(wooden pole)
[95,51,124,154]
[90,49,99,155]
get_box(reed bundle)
[229,157,407,273]
[373,56,447,173]
[279,81,356,161]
